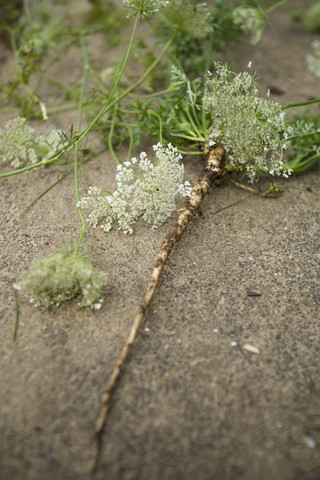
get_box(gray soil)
[1,1,320,479]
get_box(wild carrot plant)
[0,0,319,473]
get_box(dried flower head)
[158,0,213,39]
[306,40,320,79]
[17,252,107,309]
[0,117,66,168]
[232,6,265,45]
[79,143,191,234]
[204,63,292,180]
[304,1,320,33]
[122,0,167,19]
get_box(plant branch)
[91,142,226,474]
[282,98,320,110]
[74,34,89,255]
[6,277,20,342]
[265,0,290,14]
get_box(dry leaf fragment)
[243,344,261,355]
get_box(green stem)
[125,119,134,162]
[149,111,163,144]
[24,0,32,24]
[108,102,120,165]
[265,0,290,14]
[185,106,205,140]
[178,150,203,156]
[35,39,76,95]
[6,277,19,342]
[282,98,320,110]
[285,130,320,141]
[19,171,71,218]
[290,154,319,172]
[0,34,173,179]
[74,35,89,255]
[129,88,173,99]
[170,132,205,143]
[46,103,82,113]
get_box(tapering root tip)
[90,433,101,475]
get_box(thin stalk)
[149,111,163,144]
[285,130,320,141]
[291,154,319,172]
[6,277,19,342]
[92,143,226,473]
[190,99,206,136]
[46,103,84,113]
[282,98,320,110]
[35,39,76,95]
[19,170,71,218]
[24,0,32,23]
[265,0,291,14]
[170,132,205,143]
[284,186,320,197]
[74,151,86,254]
[209,197,247,216]
[185,106,205,140]
[229,177,282,197]
[129,88,173,99]
[89,67,109,95]
[19,150,105,218]
[81,162,89,192]
[124,119,134,162]
[0,36,173,179]
[108,103,120,165]
[178,150,203,156]
[74,35,89,255]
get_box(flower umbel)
[0,117,66,168]
[157,0,213,39]
[79,143,191,234]
[204,63,292,180]
[306,40,320,79]
[232,7,265,45]
[122,0,167,19]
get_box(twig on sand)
[91,142,226,473]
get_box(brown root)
[91,142,226,474]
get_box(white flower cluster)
[79,143,191,234]
[0,117,66,168]
[232,7,265,45]
[122,0,168,19]
[204,63,292,180]
[306,40,320,79]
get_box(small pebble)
[213,329,219,333]
[304,436,316,448]
[243,344,261,355]
[144,327,150,333]
[231,341,237,347]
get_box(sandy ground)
[1,1,320,479]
